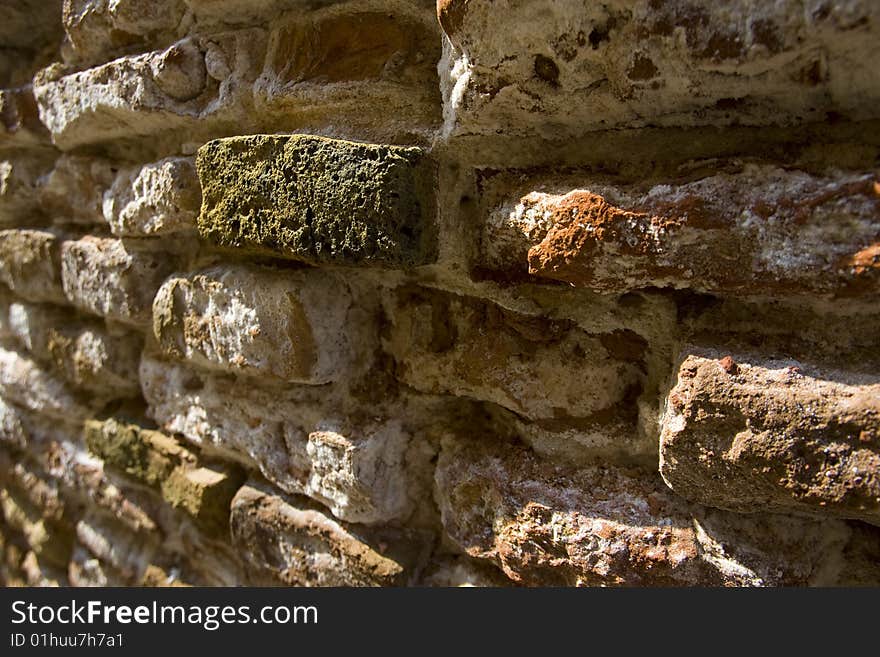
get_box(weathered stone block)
[385,287,645,421]
[161,466,241,535]
[484,166,880,297]
[152,265,356,383]
[140,355,419,524]
[0,229,65,304]
[85,418,192,487]
[0,154,53,225]
[34,30,265,151]
[253,4,442,144]
[103,156,200,236]
[0,459,67,525]
[230,482,429,586]
[660,349,880,525]
[39,154,115,226]
[61,236,179,325]
[506,403,651,465]
[0,399,86,461]
[435,436,856,586]
[7,420,165,537]
[3,300,142,397]
[85,416,243,534]
[39,5,441,149]
[439,0,880,138]
[196,134,437,267]
[75,511,159,582]
[45,324,142,399]
[0,397,27,450]
[62,0,189,69]
[0,346,90,421]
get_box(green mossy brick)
[161,466,244,536]
[84,418,189,487]
[196,134,437,267]
[85,417,244,536]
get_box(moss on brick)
[84,418,189,487]
[161,466,244,536]
[196,134,437,267]
[85,418,244,536]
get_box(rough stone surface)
[20,550,68,586]
[435,436,863,586]
[253,2,442,143]
[0,412,245,586]
[61,236,180,325]
[85,417,243,534]
[140,356,421,524]
[230,481,429,586]
[34,30,265,151]
[39,154,115,226]
[2,300,142,398]
[162,466,242,534]
[0,398,29,450]
[386,286,645,421]
[0,399,86,460]
[74,511,160,582]
[503,404,652,467]
[0,346,91,421]
[0,229,65,304]
[197,134,437,267]
[485,165,880,297]
[41,2,442,149]
[85,418,193,486]
[152,265,358,383]
[67,545,125,586]
[2,0,879,589]
[17,430,170,541]
[181,0,334,23]
[0,457,67,526]
[14,153,199,234]
[61,0,190,70]
[103,156,200,236]
[660,349,880,525]
[439,0,880,138]
[0,1,62,50]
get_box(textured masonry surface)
[0,0,879,587]
[197,134,437,267]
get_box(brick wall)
[1,0,878,587]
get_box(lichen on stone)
[196,134,438,267]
